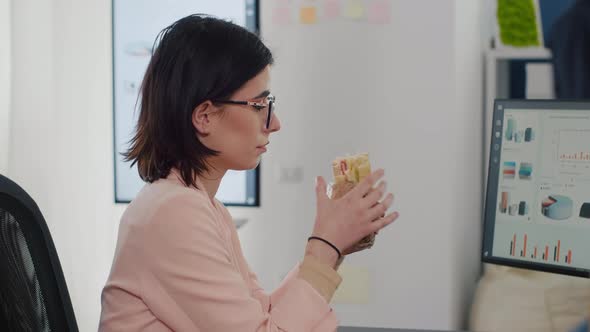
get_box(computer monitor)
[112,0,260,205]
[482,100,590,278]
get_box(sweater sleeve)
[246,256,341,332]
[139,193,339,332]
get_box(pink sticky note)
[272,6,291,25]
[368,0,391,24]
[324,0,340,19]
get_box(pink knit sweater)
[99,172,339,331]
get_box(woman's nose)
[267,112,281,133]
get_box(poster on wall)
[112,0,260,206]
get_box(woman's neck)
[197,167,226,203]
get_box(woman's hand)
[306,169,399,267]
[341,232,376,255]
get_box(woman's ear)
[192,101,215,135]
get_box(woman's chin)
[248,157,262,170]
[231,158,261,171]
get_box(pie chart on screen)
[541,195,573,220]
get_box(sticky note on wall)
[273,6,292,25]
[300,6,318,24]
[344,0,366,20]
[324,0,340,19]
[368,0,391,24]
[332,264,371,304]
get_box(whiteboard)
[112,0,260,205]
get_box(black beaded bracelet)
[307,236,342,259]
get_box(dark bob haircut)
[123,14,274,189]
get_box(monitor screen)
[482,100,590,278]
[112,0,260,205]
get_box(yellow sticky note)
[344,0,365,20]
[300,6,317,24]
[332,264,371,304]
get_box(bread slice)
[331,152,371,185]
[329,153,375,247]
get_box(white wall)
[8,0,484,330]
[0,0,10,172]
[451,0,485,327]
[235,0,483,329]
[10,1,123,331]
[482,0,496,48]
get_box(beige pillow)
[469,264,590,332]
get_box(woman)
[100,14,399,331]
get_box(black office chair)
[0,174,78,331]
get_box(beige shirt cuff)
[298,255,343,303]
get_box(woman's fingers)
[315,176,328,202]
[362,181,386,207]
[352,169,384,198]
[367,193,394,222]
[368,211,399,233]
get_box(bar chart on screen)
[508,233,574,264]
[539,115,590,179]
[557,130,590,177]
[492,212,590,269]
[560,152,590,162]
[559,130,590,162]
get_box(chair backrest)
[0,174,78,332]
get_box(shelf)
[486,47,552,60]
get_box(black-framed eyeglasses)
[212,94,275,129]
